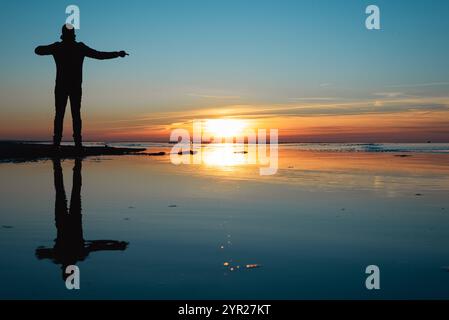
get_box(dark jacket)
[35,41,120,87]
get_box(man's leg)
[69,87,83,148]
[69,158,83,243]
[52,158,68,242]
[54,87,68,147]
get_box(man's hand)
[118,51,129,58]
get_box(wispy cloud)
[97,96,449,131]
[373,92,407,98]
[288,97,341,101]
[387,82,449,88]
[188,93,241,99]
[86,95,449,141]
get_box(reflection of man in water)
[34,24,128,148]
[36,158,128,281]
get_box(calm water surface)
[1,144,449,299]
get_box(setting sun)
[203,119,248,138]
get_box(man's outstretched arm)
[35,42,58,55]
[81,43,128,60]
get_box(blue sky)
[0,0,448,140]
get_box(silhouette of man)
[35,24,128,148]
[36,158,128,281]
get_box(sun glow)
[203,119,248,138]
[197,119,248,168]
[202,143,247,167]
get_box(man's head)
[61,24,76,41]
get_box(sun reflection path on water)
[202,143,248,169]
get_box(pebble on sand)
[178,150,197,155]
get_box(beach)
[1,143,449,299]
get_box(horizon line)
[2,140,448,144]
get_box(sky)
[0,0,448,142]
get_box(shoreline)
[0,141,146,162]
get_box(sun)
[203,119,248,138]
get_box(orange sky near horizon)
[2,99,448,143]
